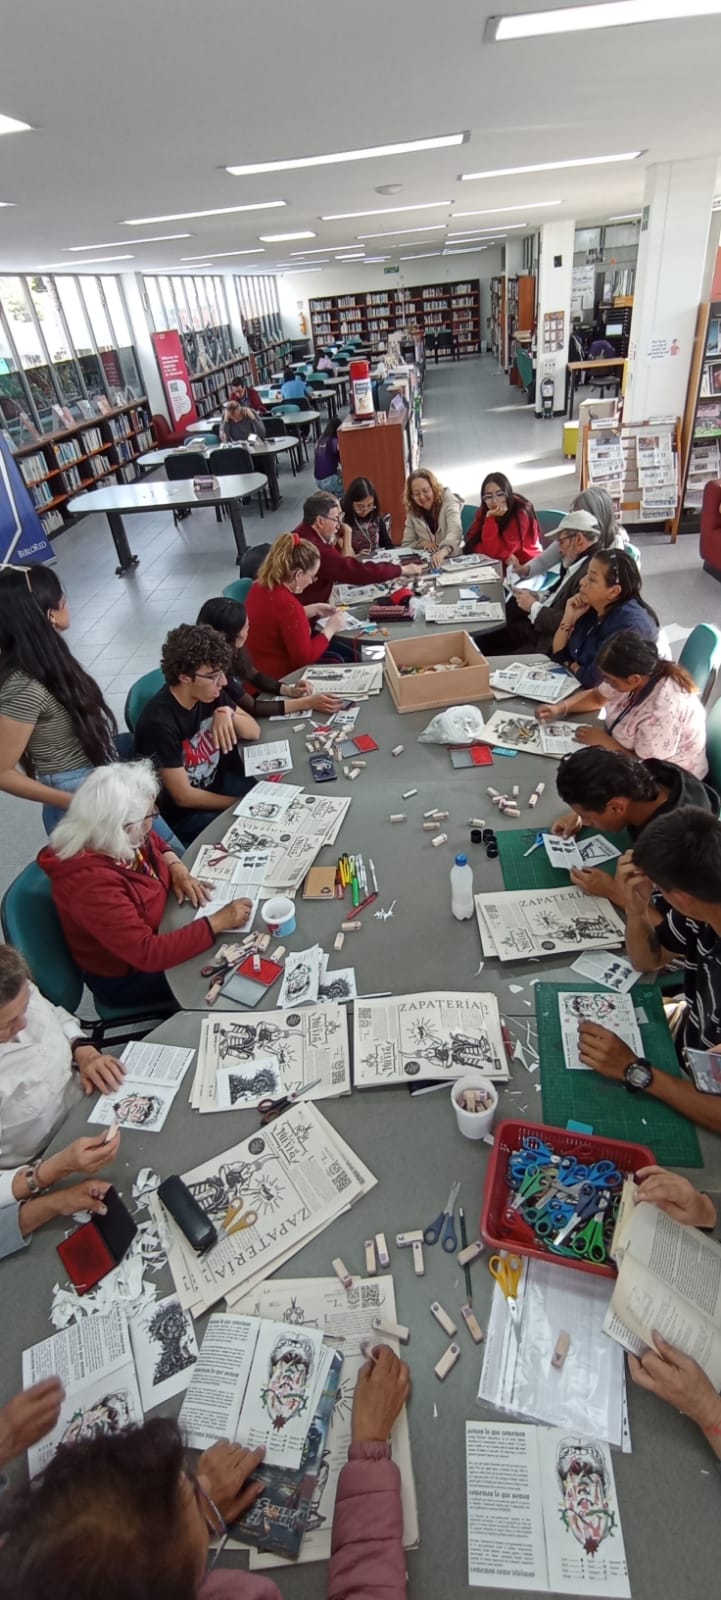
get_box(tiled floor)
[0,355,716,900]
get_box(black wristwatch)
[624,1057,654,1094]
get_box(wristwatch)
[624,1057,654,1094]
[23,1160,49,1195]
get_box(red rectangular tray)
[480,1117,655,1279]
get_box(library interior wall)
[274,248,503,344]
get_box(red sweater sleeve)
[328,1444,406,1600]
[279,589,329,672]
[475,515,506,560]
[68,869,214,974]
[321,542,401,588]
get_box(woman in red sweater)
[245,533,347,682]
[464,472,542,571]
[39,761,251,1013]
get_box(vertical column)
[121,274,166,416]
[624,159,717,423]
[534,219,575,416]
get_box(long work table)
[68,474,268,575]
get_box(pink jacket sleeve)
[327,1442,406,1600]
[200,1568,282,1600]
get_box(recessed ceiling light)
[181,248,265,260]
[608,212,642,221]
[66,234,192,249]
[0,113,32,135]
[399,250,444,260]
[40,254,135,268]
[487,0,721,40]
[460,156,640,181]
[357,224,447,240]
[321,200,452,221]
[226,133,466,176]
[259,230,317,242]
[376,184,404,195]
[124,200,286,224]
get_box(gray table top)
[68,475,268,516]
[138,439,296,469]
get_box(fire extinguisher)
[350,359,375,419]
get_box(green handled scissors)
[570,1194,611,1263]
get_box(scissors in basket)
[423,1180,461,1252]
[553,1181,612,1248]
[222,1198,258,1236]
[569,1191,615,1263]
[258,1079,322,1126]
[488,1253,523,1325]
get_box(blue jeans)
[316,473,343,495]
[41,740,182,852]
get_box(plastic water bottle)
[451,853,474,921]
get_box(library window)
[0,314,37,446]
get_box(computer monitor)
[605,322,624,337]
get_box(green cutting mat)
[536,982,702,1167]
[497,826,632,892]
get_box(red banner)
[151,330,198,428]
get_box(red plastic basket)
[480,1118,655,1279]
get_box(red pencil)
[355,892,378,915]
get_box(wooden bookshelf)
[309,280,482,356]
[490,277,506,366]
[11,400,152,538]
[675,298,721,536]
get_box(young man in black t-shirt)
[135,624,260,845]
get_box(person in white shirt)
[0,1131,117,1261]
[0,946,125,1172]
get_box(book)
[604,1182,721,1386]
[229,1352,342,1558]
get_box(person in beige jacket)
[401,468,463,567]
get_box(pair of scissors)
[523,831,545,858]
[488,1253,523,1324]
[222,1199,258,1236]
[424,1180,461,1252]
[553,1181,609,1247]
[258,1078,323,1125]
[570,1194,612,1263]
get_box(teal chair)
[306,373,329,389]
[124,667,164,735]
[271,403,301,415]
[537,508,565,536]
[679,623,721,707]
[706,698,721,791]
[0,864,164,1039]
[189,432,220,449]
[223,577,253,602]
[461,504,480,537]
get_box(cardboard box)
[384,631,492,714]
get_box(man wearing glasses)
[500,508,601,655]
[135,624,260,846]
[291,491,424,609]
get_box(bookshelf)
[676,298,721,534]
[308,281,482,356]
[490,277,507,366]
[12,400,152,539]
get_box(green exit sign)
[383,265,400,275]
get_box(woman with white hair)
[38,761,253,1012]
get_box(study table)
[137,437,298,511]
[566,357,626,418]
[67,474,267,576]
[188,410,324,446]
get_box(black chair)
[208,446,268,519]
[435,329,456,363]
[165,450,212,523]
[263,416,298,475]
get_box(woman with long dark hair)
[549,549,660,689]
[341,477,393,557]
[313,413,343,495]
[538,630,707,776]
[0,568,122,834]
[196,597,341,715]
[463,471,542,570]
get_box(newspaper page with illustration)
[475,886,625,961]
[190,1004,351,1112]
[353,991,509,1086]
[480,709,580,758]
[22,1308,143,1477]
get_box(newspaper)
[235,1276,419,1569]
[489,663,578,704]
[333,581,394,604]
[300,664,383,700]
[542,832,620,871]
[243,740,293,777]
[233,782,304,821]
[424,598,505,624]
[190,1004,352,1112]
[87,1041,195,1134]
[219,816,326,892]
[22,1308,143,1477]
[480,709,579,758]
[282,792,352,846]
[192,845,272,887]
[353,990,509,1086]
[474,886,625,961]
[437,563,500,586]
[559,991,642,1071]
[149,1103,374,1315]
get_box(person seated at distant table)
[0,1130,118,1262]
[219,402,266,445]
[196,597,342,716]
[341,476,394,558]
[39,762,254,1014]
[549,548,659,688]
[487,509,601,656]
[228,378,267,415]
[463,472,542,572]
[294,491,423,609]
[589,337,616,361]
[245,533,348,682]
[134,624,260,846]
[551,746,719,904]
[313,415,343,495]
[0,1349,412,1600]
[576,806,721,1135]
[509,487,630,581]
[0,944,125,1175]
[280,366,312,402]
[313,349,336,375]
[401,467,463,567]
[538,631,708,778]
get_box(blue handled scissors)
[553,1182,609,1247]
[424,1180,461,1252]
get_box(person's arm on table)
[66,873,252,973]
[0,715,75,812]
[537,688,605,723]
[569,863,628,906]
[577,1024,721,1135]
[629,1333,721,1462]
[159,765,239,816]
[328,1348,411,1600]
[0,1381,65,1471]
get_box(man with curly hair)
[135,623,260,845]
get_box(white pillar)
[534,219,575,416]
[121,274,166,416]
[624,159,717,423]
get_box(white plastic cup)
[261,895,296,937]
[451,1076,498,1141]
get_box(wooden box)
[384,631,492,714]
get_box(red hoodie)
[294,522,402,606]
[38,832,214,977]
[464,502,542,570]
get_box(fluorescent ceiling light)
[487,0,721,40]
[0,201,15,208]
[454,203,560,215]
[362,256,391,263]
[357,224,447,240]
[335,253,366,260]
[281,267,323,274]
[0,113,32,135]
[41,254,135,268]
[181,248,265,260]
[67,234,191,249]
[608,212,641,221]
[399,251,443,260]
[289,244,351,255]
[321,201,452,221]
[188,263,215,269]
[226,132,466,176]
[259,230,317,242]
[460,155,640,181]
[449,223,527,235]
[124,200,286,224]
[443,245,488,254]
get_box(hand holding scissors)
[258,1079,322,1126]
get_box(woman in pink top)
[537,630,708,777]
[0,1346,411,1600]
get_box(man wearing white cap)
[501,507,602,654]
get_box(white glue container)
[450,853,474,920]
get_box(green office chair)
[124,668,164,735]
[706,698,721,792]
[461,504,480,536]
[679,623,721,707]
[223,577,253,602]
[306,373,329,388]
[537,509,565,536]
[189,432,220,449]
[271,403,301,415]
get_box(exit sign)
[383,265,400,275]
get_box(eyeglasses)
[483,492,506,505]
[323,511,342,524]
[188,1472,229,1572]
[124,806,158,830]
[195,669,226,684]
